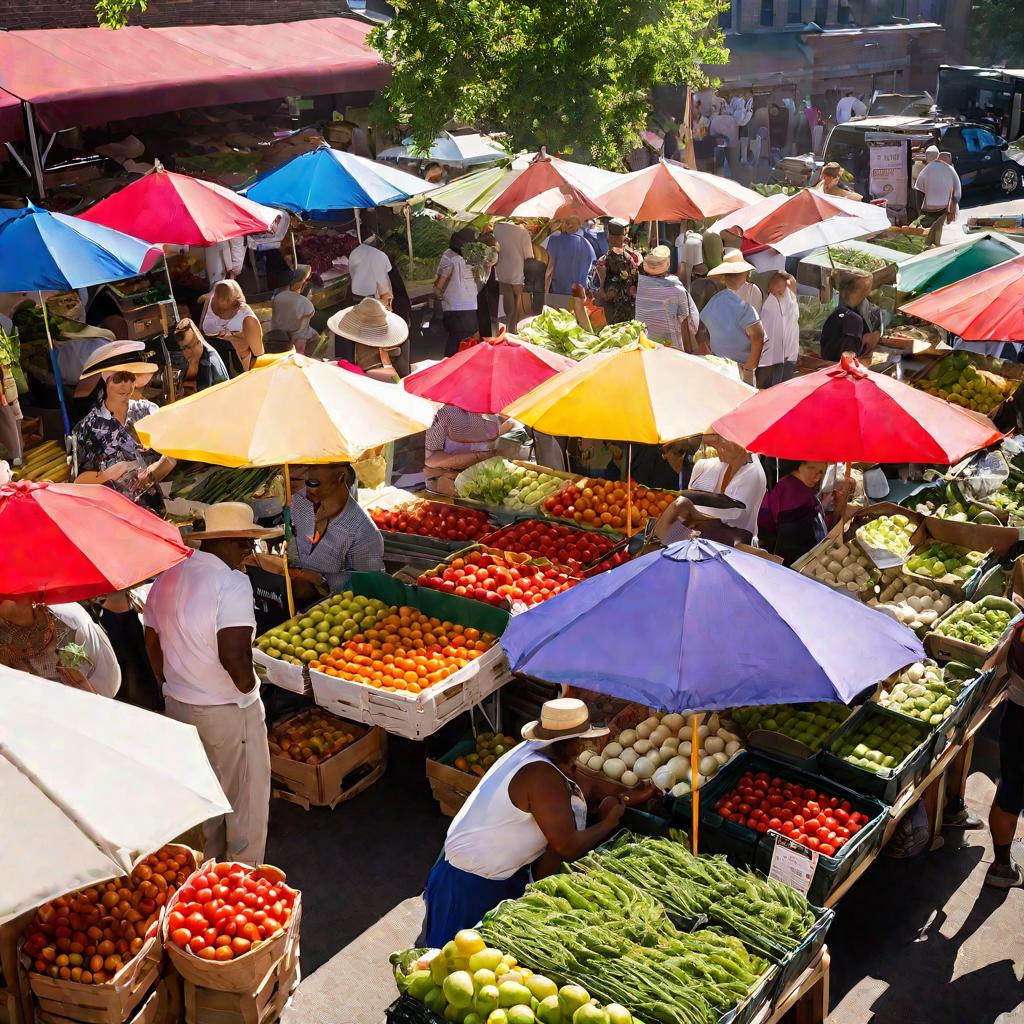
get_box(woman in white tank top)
[422,699,631,948]
[201,279,264,373]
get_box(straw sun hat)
[327,298,409,349]
[187,502,283,542]
[707,247,757,277]
[521,698,610,743]
[79,339,158,379]
[642,245,672,274]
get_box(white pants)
[164,695,271,865]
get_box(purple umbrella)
[500,538,924,712]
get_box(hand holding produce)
[875,661,965,724]
[453,732,520,777]
[905,541,986,584]
[856,513,915,558]
[168,862,296,961]
[457,458,568,510]
[268,709,357,764]
[544,480,675,532]
[729,702,850,751]
[419,549,578,608]
[23,845,192,984]
[369,501,492,541]
[831,713,924,774]
[916,352,1012,414]
[579,711,743,795]
[715,769,871,854]
[933,598,1015,650]
[867,577,952,634]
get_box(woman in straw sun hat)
[634,245,699,352]
[422,697,652,946]
[73,342,176,513]
[697,249,765,382]
[327,297,410,381]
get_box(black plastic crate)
[386,994,443,1024]
[770,906,834,1006]
[819,702,935,803]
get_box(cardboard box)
[904,516,1017,594]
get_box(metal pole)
[23,103,46,199]
[291,230,298,267]
[354,208,362,243]
[39,292,71,439]
[163,256,180,322]
[405,204,414,262]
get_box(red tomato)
[171,928,191,948]
[819,843,836,856]
[188,935,207,954]
[738,803,752,815]
[768,817,782,831]
[185,913,207,933]
[230,937,251,956]
[780,821,795,835]
[168,912,186,932]
[806,837,820,850]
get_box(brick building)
[0,0,345,30]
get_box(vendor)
[819,273,879,362]
[247,210,293,292]
[328,298,409,380]
[270,265,319,355]
[424,404,501,496]
[73,343,176,514]
[175,318,229,394]
[289,462,384,593]
[814,162,863,201]
[0,598,120,696]
[201,280,264,374]
[685,434,766,543]
[423,698,634,946]
[757,460,828,564]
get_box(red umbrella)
[79,164,277,245]
[484,153,617,217]
[402,333,574,414]
[0,480,192,603]
[711,354,1002,463]
[899,254,1024,342]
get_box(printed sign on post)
[768,830,819,896]
[869,140,908,210]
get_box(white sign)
[768,831,819,896]
[869,140,908,210]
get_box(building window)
[814,0,828,22]
[788,0,804,21]
[761,0,775,25]
[719,0,737,30]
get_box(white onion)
[620,748,639,769]
[633,756,656,780]
[646,750,662,769]
[588,755,604,772]
[617,729,637,747]
[667,755,689,776]
[577,751,592,766]
[678,740,692,756]
[621,770,638,787]
[602,742,623,759]
[703,735,725,755]
[603,757,626,781]
[662,713,684,731]
[670,780,691,797]
[661,736,680,751]
[652,765,676,791]
[650,726,671,746]
[699,755,718,777]
[712,751,729,766]
[725,740,741,756]
[697,725,710,742]
[632,738,653,755]
[635,721,653,739]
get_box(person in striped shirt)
[634,246,699,352]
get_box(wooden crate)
[0,910,34,1024]
[425,757,480,817]
[269,711,387,810]
[182,942,298,1024]
[37,972,181,1024]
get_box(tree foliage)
[95,0,148,29]
[370,0,729,169]
[969,0,1024,67]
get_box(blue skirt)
[423,856,530,948]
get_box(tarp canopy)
[0,18,388,139]
[0,90,22,143]
[896,232,1024,295]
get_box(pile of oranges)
[309,605,498,696]
[543,478,677,532]
[23,846,193,985]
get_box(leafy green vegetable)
[520,310,656,360]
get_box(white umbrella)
[378,132,508,167]
[0,666,230,924]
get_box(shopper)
[144,502,278,864]
[757,272,800,388]
[290,463,384,592]
[915,145,961,246]
[814,162,863,202]
[73,343,176,514]
[327,297,410,381]
[686,434,767,542]
[204,237,245,286]
[422,698,632,946]
[425,404,502,495]
[545,217,596,309]
[434,229,481,356]
[985,621,1024,888]
[200,279,264,373]
[634,246,699,352]
[175,319,229,394]
[593,220,642,325]
[697,253,764,381]
[348,235,394,309]
[271,265,318,354]
[492,219,534,332]
[758,460,829,564]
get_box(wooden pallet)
[0,910,34,1024]
[182,950,298,1024]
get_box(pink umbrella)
[595,159,760,222]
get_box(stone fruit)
[543,479,676,532]
[370,500,491,540]
[730,701,850,752]
[23,845,193,984]
[419,549,578,608]
[268,708,355,764]
[168,862,296,961]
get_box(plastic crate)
[925,594,1022,666]
[818,702,934,803]
[720,964,779,1024]
[673,751,889,907]
[769,906,834,1007]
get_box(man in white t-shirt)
[347,237,393,306]
[204,237,246,285]
[492,220,534,332]
[757,272,800,388]
[914,145,962,246]
[144,503,282,864]
[836,92,866,125]
[270,265,318,352]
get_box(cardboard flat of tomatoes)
[369,499,494,550]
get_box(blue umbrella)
[500,538,924,712]
[0,203,160,435]
[246,145,435,218]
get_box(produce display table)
[754,948,830,1024]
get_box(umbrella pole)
[626,442,633,538]
[291,231,298,268]
[836,460,852,524]
[354,208,362,244]
[162,255,180,323]
[405,205,414,263]
[39,292,71,439]
[282,463,296,618]
[690,713,700,856]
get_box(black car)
[821,116,1022,201]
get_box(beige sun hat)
[62,323,117,342]
[707,247,757,277]
[78,339,158,379]
[187,502,284,542]
[642,245,672,274]
[521,697,610,743]
[327,298,409,349]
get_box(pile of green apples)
[832,713,924,774]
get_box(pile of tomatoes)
[418,549,578,608]
[482,520,616,569]
[543,479,676,532]
[369,502,491,541]
[715,769,872,857]
[168,863,295,962]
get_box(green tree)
[370,0,729,169]
[969,0,1024,67]
[95,0,148,28]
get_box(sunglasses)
[109,371,137,384]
